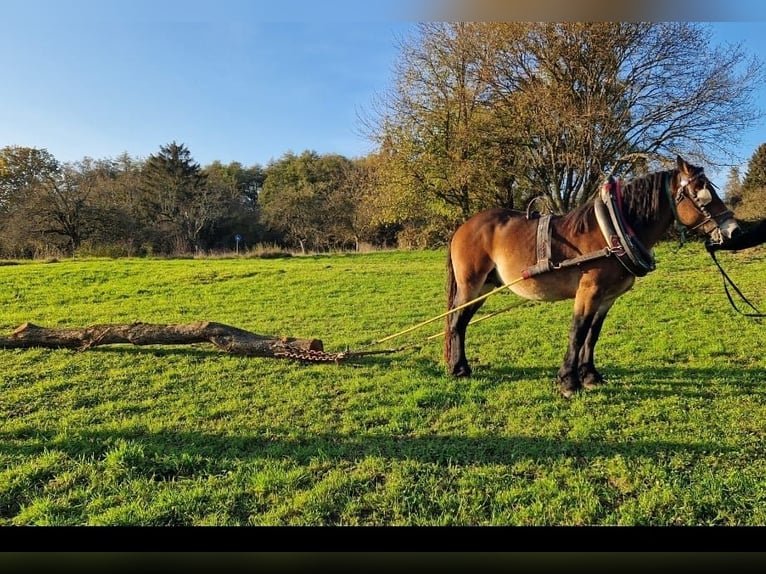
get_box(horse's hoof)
[579,365,603,390]
[450,364,472,378]
[558,376,581,399]
[581,373,604,390]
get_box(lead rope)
[707,248,764,319]
[369,276,527,348]
[273,277,528,363]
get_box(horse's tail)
[444,238,457,363]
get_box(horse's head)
[672,156,740,245]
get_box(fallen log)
[0,321,324,358]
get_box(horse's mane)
[560,170,670,235]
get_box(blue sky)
[0,2,415,167]
[2,1,766,183]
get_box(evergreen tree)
[738,143,766,221]
[723,166,743,209]
[741,143,766,192]
[139,141,208,253]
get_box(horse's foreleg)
[557,312,596,398]
[558,283,604,398]
[578,306,611,389]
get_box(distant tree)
[0,146,63,256]
[741,143,766,191]
[341,155,399,250]
[233,163,265,213]
[723,166,743,210]
[738,143,766,221]
[198,160,254,250]
[200,161,267,250]
[0,146,60,214]
[104,152,149,253]
[0,148,118,255]
[31,158,109,253]
[258,151,357,253]
[139,142,208,253]
[74,154,152,255]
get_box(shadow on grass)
[62,345,766,401]
[486,363,764,398]
[0,421,737,469]
[5,349,758,469]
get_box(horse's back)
[448,207,608,302]
[451,207,538,260]
[450,208,531,251]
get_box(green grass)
[0,245,764,525]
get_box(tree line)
[0,143,396,258]
[1,22,765,258]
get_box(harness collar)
[594,176,656,277]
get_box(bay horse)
[444,156,741,398]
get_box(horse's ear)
[676,155,689,173]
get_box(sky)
[3,1,766,183]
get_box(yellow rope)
[371,276,526,346]
[424,301,531,341]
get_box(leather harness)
[522,176,656,279]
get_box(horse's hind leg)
[445,298,486,377]
[444,252,493,378]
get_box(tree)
[723,166,743,210]
[367,22,764,242]
[343,155,399,250]
[258,151,358,253]
[201,161,266,250]
[737,143,766,221]
[0,146,63,256]
[0,146,60,213]
[69,154,155,256]
[30,159,105,253]
[99,152,149,254]
[365,23,515,230]
[139,142,208,253]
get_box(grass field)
[0,243,764,526]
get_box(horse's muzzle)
[707,217,741,246]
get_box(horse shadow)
[0,425,735,468]
[90,345,763,402]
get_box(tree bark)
[0,321,324,357]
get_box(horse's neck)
[637,208,674,249]
[630,173,675,249]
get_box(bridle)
[675,170,764,318]
[663,170,763,318]
[667,170,735,245]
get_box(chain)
[272,344,351,363]
[272,342,422,363]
